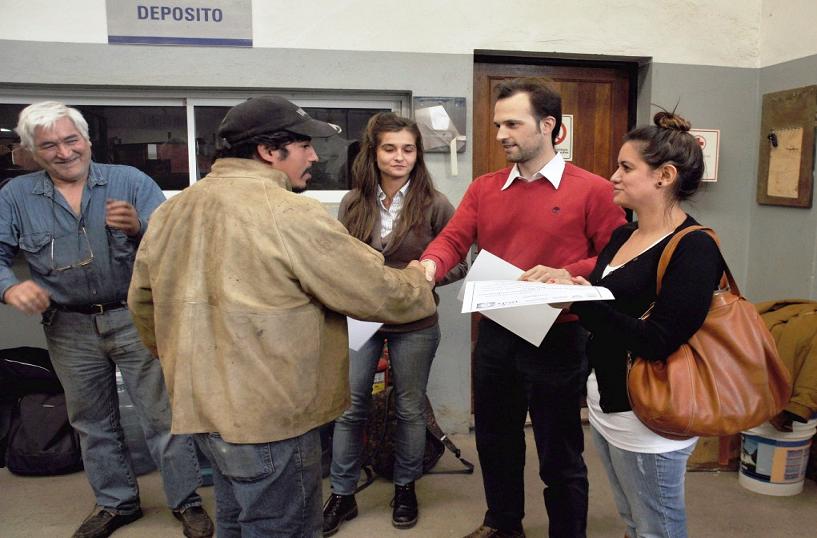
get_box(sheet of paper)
[457,249,524,301]
[347,318,382,351]
[462,281,614,313]
[482,304,562,347]
[767,127,803,198]
[457,250,568,346]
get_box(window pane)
[0,103,188,191]
[193,105,389,190]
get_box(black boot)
[391,482,418,529]
[322,493,357,536]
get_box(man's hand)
[419,259,437,283]
[407,260,432,285]
[4,280,51,315]
[520,265,570,283]
[106,200,141,236]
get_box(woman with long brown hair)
[323,112,465,535]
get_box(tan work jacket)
[756,299,817,421]
[129,158,435,443]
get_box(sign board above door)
[106,0,252,47]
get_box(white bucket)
[739,419,817,496]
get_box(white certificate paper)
[347,318,382,351]
[462,281,614,313]
[457,250,612,346]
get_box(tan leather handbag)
[627,226,792,440]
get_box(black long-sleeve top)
[570,215,724,413]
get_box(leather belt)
[52,301,128,315]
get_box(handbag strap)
[655,225,736,296]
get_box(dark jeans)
[474,318,589,537]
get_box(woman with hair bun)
[323,112,466,535]
[535,110,724,537]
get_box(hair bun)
[654,111,691,132]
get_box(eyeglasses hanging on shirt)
[50,196,94,273]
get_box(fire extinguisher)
[371,340,390,394]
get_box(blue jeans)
[44,307,202,514]
[330,323,440,494]
[591,427,695,538]
[194,430,322,537]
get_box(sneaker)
[463,525,526,538]
[72,508,143,538]
[173,506,214,538]
[322,493,358,536]
[391,482,418,529]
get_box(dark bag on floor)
[6,392,83,476]
[1,346,65,469]
[358,386,473,491]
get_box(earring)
[656,181,663,188]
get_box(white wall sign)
[106,0,252,47]
[691,128,720,182]
[555,115,573,161]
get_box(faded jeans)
[330,324,440,493]
[194,429,322,537]
[591,427,696,538]
[44,307,202,514]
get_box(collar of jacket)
[210,157,292,191]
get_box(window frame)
[0,88,410,204]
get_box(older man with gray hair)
[0,101,213,538]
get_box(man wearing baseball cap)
[128,96,436,536]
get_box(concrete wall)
[746,53,817,301]
[1,0,762,66]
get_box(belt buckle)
[91,303,105,314]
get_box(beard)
[506,143,541,164]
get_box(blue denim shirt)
[0,163,166,306]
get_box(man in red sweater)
[421,78,625,538]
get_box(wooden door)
[470,59,635,408]
[474,61,633,180]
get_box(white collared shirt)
[501,153,566,191]
[377,181,411,238]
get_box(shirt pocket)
[18,232,52,275]
[107,228,136,265]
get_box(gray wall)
[647,63,759,292]
[747,54,817,301]
[1,39,807,431]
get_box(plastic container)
[739,419,817,496]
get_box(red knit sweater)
[422,163,626,281]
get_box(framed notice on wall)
[756,85,817,208]
[690,128,719,182]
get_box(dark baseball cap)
[217,95,341,146]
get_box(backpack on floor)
[6,392,83,476]
[358,386,474,491]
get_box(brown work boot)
[72,508,143,538]
[173,505,214,538]
[463,524,526,538]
